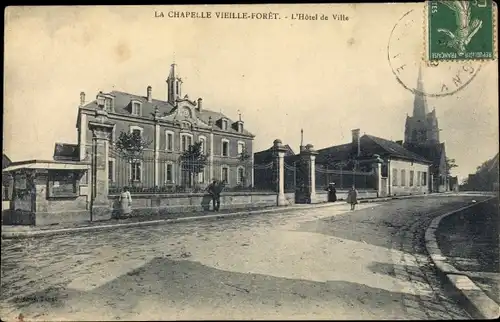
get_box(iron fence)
[284,162,297,193]
[253,161,276,192]
[315,164,376,190]
[108,150,274,194]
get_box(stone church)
[403,67,449,192]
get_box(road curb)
[1,201,349,239]
[0,192,480,240]
[424,197,500,320]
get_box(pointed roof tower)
[413,64,429,119]
[166,63,182,104]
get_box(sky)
[3,4,498,181]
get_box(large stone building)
[403,67,449,192]
[77,64,255,191]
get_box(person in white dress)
[119,186,132,216]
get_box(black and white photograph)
[2,3,499,320]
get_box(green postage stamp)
[427,0,496,61]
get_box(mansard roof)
[81,90,255,137]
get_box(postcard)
[2,3,499,321]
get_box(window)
[237,141,245,155]
[222,139,229,157]
[130,160,142,182]
[222,119,228,130]
[166,131,174,151]
[409,170,414,186]
[221,166,229,183]
[166,163,174,183]
[237,167,245,185]
[108,158,115,182]
[132,101,141,116]
[104,97,113,111]
[198,171,205,184]
[417,171,421,186]
[401,169,406,186]
[181,134,193,152]
[47,171,78,198]
[198,136,206,154]
[130,126,143,138]
[238,123,243,133]
[422,172,427,186]
[392,169,398,186]
[110,126,116,146]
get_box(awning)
[2,160,90,173]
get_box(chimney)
[197,97,203,111]
[352,128,361,156]
[80,92,85,107]
[147,86,152,102]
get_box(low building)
[316,129,432,196]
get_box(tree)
[238,146,251,187]
[180,142,208,188]
[114,131,152,161]
[238,145,251,163]
[445,157,458,176]
[113,131,152,188]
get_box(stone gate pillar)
[299,144,319,204]
[88,108,115,221]
[273,139,288,206]
[373,154,383,198]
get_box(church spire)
[413,64,429,118]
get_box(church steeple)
[413,64,429,119]
[166,63,182,104]
[404,65,440,146]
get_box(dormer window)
[104,97,113,111]
[131,101,141,116]
[182,121,191,129]
[238,122,243,133]
[222,119,228,131]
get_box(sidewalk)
[0,192,472,239]
[425,197,500,319]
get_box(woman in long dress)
[326,182,337,202]
[347,185,358,210]
[119,186,132,217]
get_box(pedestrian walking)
[326,182,337,202]
[347,185,358,210]
[119,186,132,216]
[207,179,224,212]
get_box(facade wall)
[388,159,430,196]
[83,110,254,190]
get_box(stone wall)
[315,189,379,202]
[109,191,278,218]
